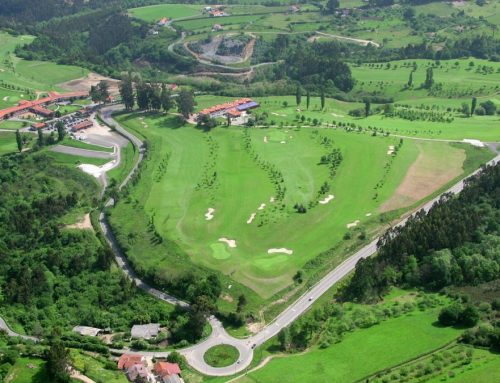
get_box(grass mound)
[204,345,240,368]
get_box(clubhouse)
[198,98,259,120]
[0,91,88,120]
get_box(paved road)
[0,317,39,342]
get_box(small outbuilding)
[72,326,103,337]
[131,323,160,340]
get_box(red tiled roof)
[30,106,54,116]
[155,362,181,376]
[0,91,88,119]
[32,122,46,129]
[199,98,253,116]
[72,120,93,131]
[118,354,144,370]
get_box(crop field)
[234,307,461,383]
[111,109,492,299]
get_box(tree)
[160,83,173,113]
[166,351,187,370]
[461,102,471,117]
[56,121,65,141]
[237,294,247,312]
[16,129,22,152]
[306,90,310,110]
[295,85,301,107]
[460,306,479,327]
[150,85,162,111]
[424,67,434,89]
[136,82,151,110]
[119,75,135,111]
[438,303,463,326]
[479,100,496,115]
[320,88,325,110]
[177,90,195,120]
[364,99,371,117]
[37,128,44,147]
[90,80,110,104]
[46,336,70,382]
[407,70,413,87]
[325,0,340,14]
[471,97,477,115]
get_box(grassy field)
[0,131,17,155]
[107,142,138,184]
[110,109,492,300]
[0,32,87,108]
[204,345,240,368]
[70,350,128,383]
[5,358,50,383]
[129,3,202,21]
[45,150,110,167]
[61,138,114,153]
[234,308,461,383]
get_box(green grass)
[70,349,128,383]
[204,345,240,368]
[236,308,462,383]
[0,131,17,155]
[45,150,110,167]
[6,358,50,383]
[107,142,138,184]
[129,3,202,22]
[61,138,114,153]
[110,108,491,302]
[0,120,27,130]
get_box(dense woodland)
[0,152,213,346]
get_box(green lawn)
[107,142,138,184]
[6,358,50,383]
[70,350,128,383]
[129,3,202,22]
[0,131,17,155]
[110,109,491,302]
[204,345,240,368]
[61,138,114,153]
[236,309,462,383]
[45,150,110,167]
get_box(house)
[117,354,145,370]
[158,17,169,26]
[72,326,103,337]
[212,24,224,31]
[209,10,227,17]
[169,84,178,90]
[31,122,46,130]
[127,363,154,382]
[131,323,160,340]
[72,119,93,132]
[288,5,300,13]
[198,98,259,120]
[155,362,183,383]
[0,91,88,120]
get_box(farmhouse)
[72,326,103,337]
[0,91,88,120]
[155,362,183,383]
[212,24,224,31]
[198,98,259,120]
[158,17,169,26]
[117,354,145,370]
[209,9,227,17]
[131,323,160,339]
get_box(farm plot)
[110,111,488,299]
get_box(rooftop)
[131,323,160,339]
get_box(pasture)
[110,109,491,300]
[234,308,461,383]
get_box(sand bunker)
[78,161,116,178]
[205,208,215,221]
[463,139,484,148]
[247,213,256,224]
[387,145,395,155]
[264,136,268,143]
[270,197,275,203]
[366,213,372,217]
[347,220,360,229]
[219,237,237,248]
[268,248,293,255]
[258,203,266,210]
[2,96,8,101]
[319,194,335,205]
[280,141,286,144]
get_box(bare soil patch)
[381,143,465,212]
[58,72,120,96]
[66,213,93,231]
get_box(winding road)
[1,104,498,379]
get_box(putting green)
[211,243,232,260]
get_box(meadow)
[5,358,50,383]
[128,3,202,21]
[110,108,492,300]
[234,308,462,383]
[0,131,17,155]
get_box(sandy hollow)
[264,136,268,143]
[205,208,215,221]
[258,203,266,210]
[346,220,360,229]
[268,248,293,255]
[247,213,256,224]
[219,237,237,248]
[319,194,335,205]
